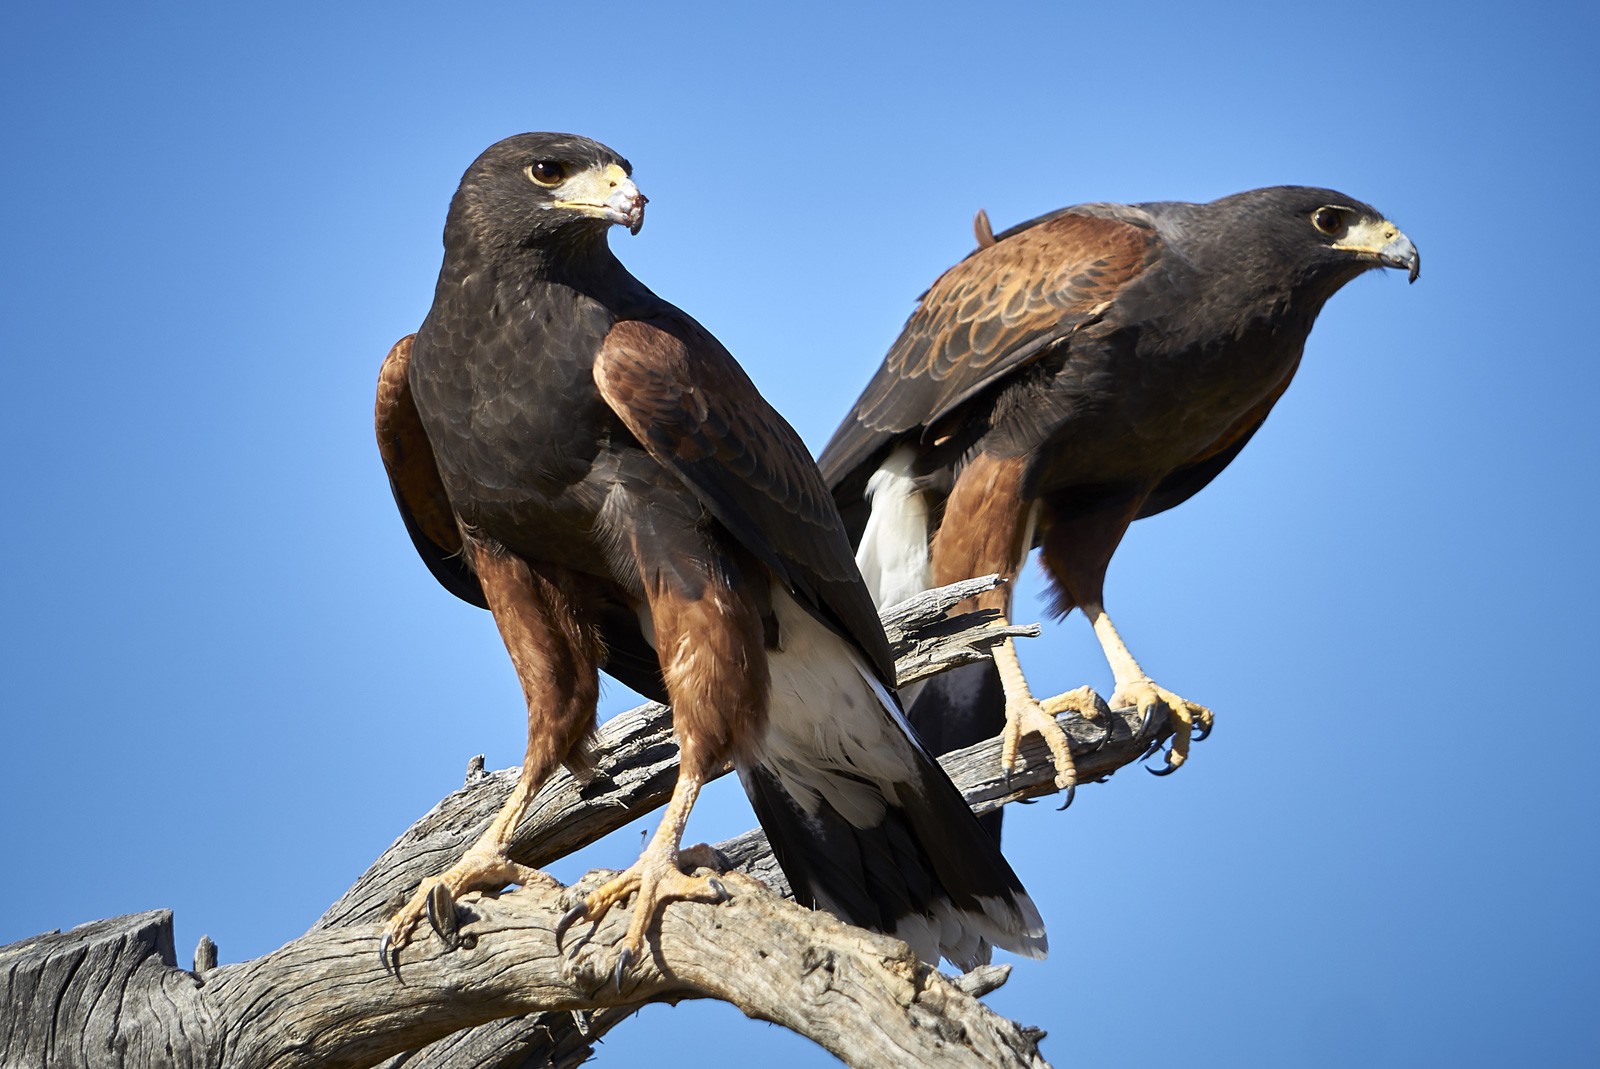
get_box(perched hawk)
[820,187,1419,810]
[375,133,1045,970]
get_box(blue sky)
[2,2,1595,1065]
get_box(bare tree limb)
[2,577,1179,1069]
[1,873,1049,1069]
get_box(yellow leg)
[380,773,562,968]
[992,624,1096,802]
[558,767,732,972]
[382,544,599,970]
[1083,600,1213,773]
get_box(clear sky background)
[2,2,1595,1066]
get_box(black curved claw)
[555,903,589,953]
[379,931,396,975]
[613,947,633,991]
[1056,782,1075,811]
[1138,705,1154,736]
[706,876,731,903]
[1193,718,1212,742]
[1093,717,1116,751]
[1146,748,1182,777]
[425,882,459,950]
[1137,735,1165,763]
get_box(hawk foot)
[1002,687,1093,808]
[1111,678,1213,776]
[381,846,558,971]
[1041,684,1114,747]
[556,842,732,976]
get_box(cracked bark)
[2,577,1177,1069]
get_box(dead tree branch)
[2,577,1178,1069]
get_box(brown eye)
[526,161,566,187]
[1312,206,1347,235]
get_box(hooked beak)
[1380,230,1421,284]
[1334,216,1421,283]
[554,163,648,235]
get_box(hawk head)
[1213,186,1420,290]
[451,132,647,252]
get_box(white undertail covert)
[854,445,931,610]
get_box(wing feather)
[819,208,1160,487]
[375,335,486,608]
[593,315,895,681]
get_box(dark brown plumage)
[375,133,1044,970]
[820,186,1419,811]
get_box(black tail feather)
[908,659,1007,843]
[740,711,1045,969]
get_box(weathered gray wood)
[0,912,216,1069]
[2,577,1178,1069]
[2,878,1049,1069]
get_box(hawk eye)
[525,161,567,187]
[1312,206,1348,236]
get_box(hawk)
[820,186,1419,809]
[374,133,1045,971]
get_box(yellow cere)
[1332,215,1401,255]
